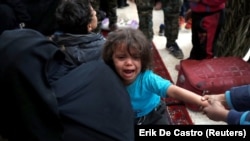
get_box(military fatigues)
[136,0,184,59]
[135,0,182,43]
[162,0,182,45]
[135,0,155,41]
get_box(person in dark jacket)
[0,28,134,141]
[202,84,250,125]
[20,0,62,36]
[53,0,105,65]
[0,0,62,36]
[0,0,30,34]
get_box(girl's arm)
[167,84,208,107]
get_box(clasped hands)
[199,94,229,122]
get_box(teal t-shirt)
[126,70,172,118]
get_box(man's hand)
[202,100,229,122]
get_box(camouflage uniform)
[162,0,182,45]
[136,0,184,59]
[135,0,155,41]
[162,0,183,59]
[215,0,250,58]
[135,0,182,42]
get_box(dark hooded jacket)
[0,29,134,141]
[53,32,105,64]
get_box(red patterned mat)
[152,43,193,125]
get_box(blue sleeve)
[227,110,250,125]
[226,85,250,111]
[226,84,250,125]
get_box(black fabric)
[21,0,62,36]
[0,0,61,36]
[0,4,17,34]
[0,29,134,141]
[52,61,134,141]
[0,0,31,34]
[135,100,169,125]
[0,0,31,23]
[0,29,64,141]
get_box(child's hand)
[201,95,209,101]
[199,96,209,110]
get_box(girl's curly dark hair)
[102,28,153,72]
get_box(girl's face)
[112,45,141,85]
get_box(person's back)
[0,28,134,141]
[53,0,105,65]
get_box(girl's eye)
[118,57,124,59]
[117,56,125,59]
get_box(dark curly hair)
[102,28,153,72]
